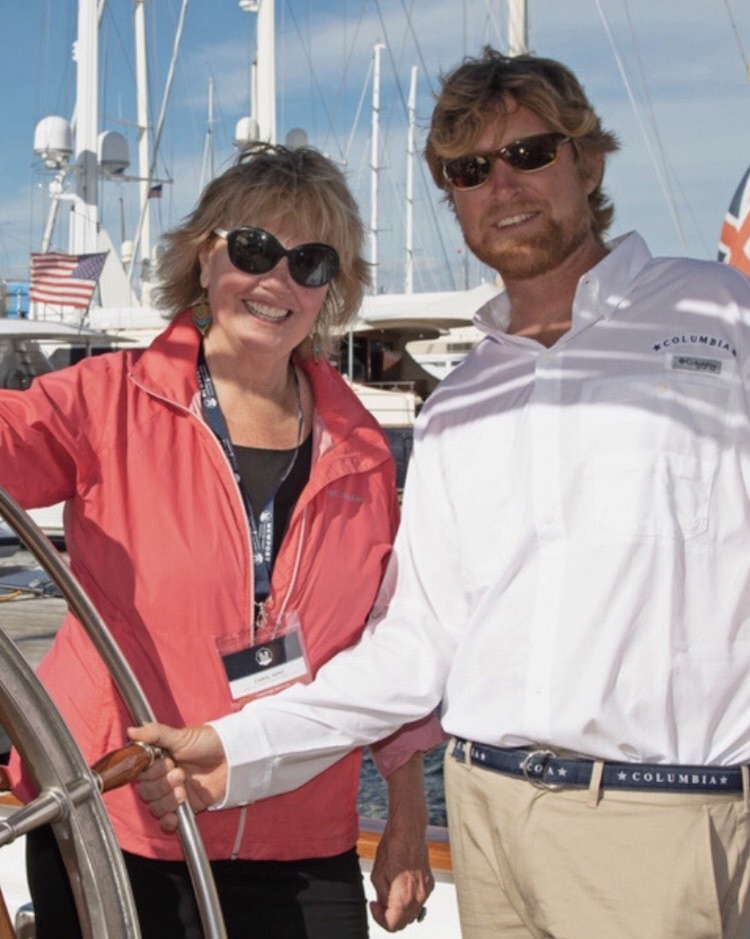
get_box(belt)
[451,739,745,793]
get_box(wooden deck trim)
[0,890,15,939]
[357,828,453,873]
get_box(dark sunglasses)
[442,132,571,191]
[214,227,340,288]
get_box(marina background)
[0,1,749,298]
[358,745,448,828]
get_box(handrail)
[0,486,227,939]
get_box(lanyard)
[197,345,303,603]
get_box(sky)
[1,0,750,296]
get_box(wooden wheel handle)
[91,741,162,793]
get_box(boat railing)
[357,816,452,875]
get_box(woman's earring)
[311,325,322,362]
[191,294,212,337]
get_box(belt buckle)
[522,748,564,790]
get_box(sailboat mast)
[370,42,384,295]
[237,0,276,144]
[405,65,417,295]
[508,0,528,56]
[256,0,276,143]
[71,0,99,255]
[134,0,151,280]
[201,77,216,190]
[128,0,189,287]
[240,0,276,143]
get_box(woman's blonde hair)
[154,143,369,351]
[425,48,620,238]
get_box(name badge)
[221,629,310,701]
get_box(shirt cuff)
[206,709,273,809]
[369,712,446,778]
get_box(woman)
[2,143,439,937]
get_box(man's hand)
[369,752,434,930]
[369,821,433,930]
[127,722,228,833]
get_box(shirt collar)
[473,231,653,339]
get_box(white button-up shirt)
[214,232,750,806]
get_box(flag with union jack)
[29,251,108,309]
[718,165,750,275]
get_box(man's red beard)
[466,203,592,282]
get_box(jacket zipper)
[268,507,308,637]
[129,377,256,634]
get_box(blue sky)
[2,0,750,294]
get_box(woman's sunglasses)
[214,227,340,288]
[442,132,571,191]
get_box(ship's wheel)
[0,486,227,939]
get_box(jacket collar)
[129,310,392,471]
[129,310,203,410]
[295,349,393,476]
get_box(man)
[133,49,750,937]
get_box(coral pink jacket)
[1,312,435,860]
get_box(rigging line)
[617,10,710,259]
[721,0,750,79]
[344,59,375,167]
[480,0,506,51]
[282,2,353,163]
[380,0,460,288]
[99,2,138,91]
[620,0,688,250]
[373,0,413,120]
[326,2,370,158]
[594,0,688,253]
[282,2,340,156]
[374,10,431,284]
[37,0,70,119]
[98,3,164,227]
[128,0,189,282]
[376,1,415,153]
[145,0,169,181]
[395,0,438,98]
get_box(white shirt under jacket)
[212,231,750,807]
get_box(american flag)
[718,165,750,276]
[29,251,108,309]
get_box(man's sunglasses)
[442,132,571,191]
[214,227,340,288]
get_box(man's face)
[451,98,602,282]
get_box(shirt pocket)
[588,449,716,542]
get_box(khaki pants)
[444,744,750,938]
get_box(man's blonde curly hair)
[425,48,620,239]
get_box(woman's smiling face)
[198,225,329,361]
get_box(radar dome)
[34,116,73,168]
[234,116,260,148]
[98,131,130,176]
[285,128,309,149]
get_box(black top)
[233,433,312,565]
